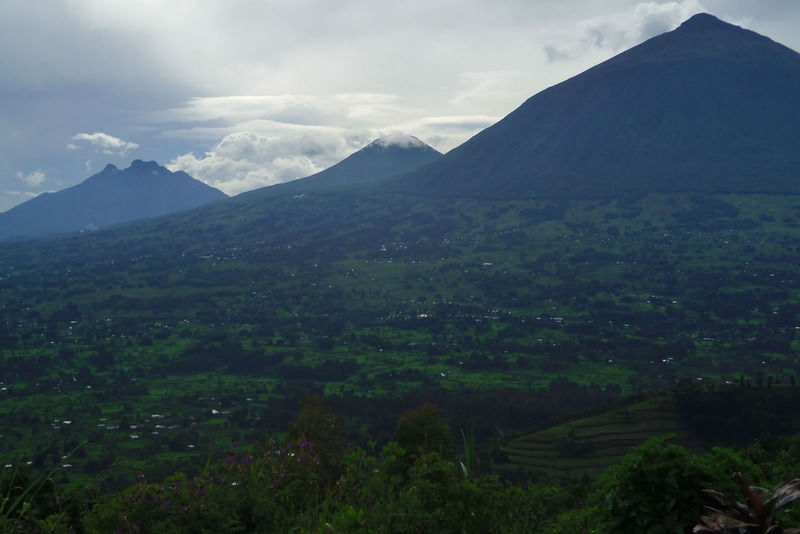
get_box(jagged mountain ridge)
[0,160,228,241]
[390,13,800,199]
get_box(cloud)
[372,133,428,149]
[160,91,498,153]
[15,170,46,186]
[160,90,499,192]
[162,91,499,193]
[544,0,707,62]
[167,130,369,195]
[155,93,409,134]
[69,132,139,156]
[387,114,499,152]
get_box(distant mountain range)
[0,160,228,241]
[6,12,795,242]
[392,13,800,199]
[0,136,442,242]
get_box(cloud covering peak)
[167,131,360,195]
[369,133,429,149]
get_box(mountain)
[0,160,228,240]
[238,134,441,200]
[393,13,800,199]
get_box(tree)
[596,436,716,534]
[394,403,455,460]
[287,394,346,485]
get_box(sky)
[1,0,799,213]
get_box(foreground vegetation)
[4,397,800,533]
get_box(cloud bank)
[162,93,497,194]
[167,131,364,195]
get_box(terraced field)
[499,396,700,478]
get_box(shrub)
[595,436,716,534]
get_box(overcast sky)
[1,0,798,212]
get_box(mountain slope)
[0,160,228,240]
[393,13,800,199]
[238,134,442,200]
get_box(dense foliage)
[2,400,800,533]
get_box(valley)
[3,191,800,488]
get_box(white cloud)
[15,170,46,186]
[70,132,139,156]
[159,90,498,158]
[371,133,427,149]
[167,130,368,195]
[161,89,502,194]
[160,90,500,193]
[544,0,708,62]
[155,93,411,138]
[388,115,499,152]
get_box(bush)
[595,436,717,534]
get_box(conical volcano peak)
[638,11,800,64]
[573,10,799,78]
[392,13,800,200]
[238,134,441,199]
[368,134,430,150]
[677,12,738,33]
